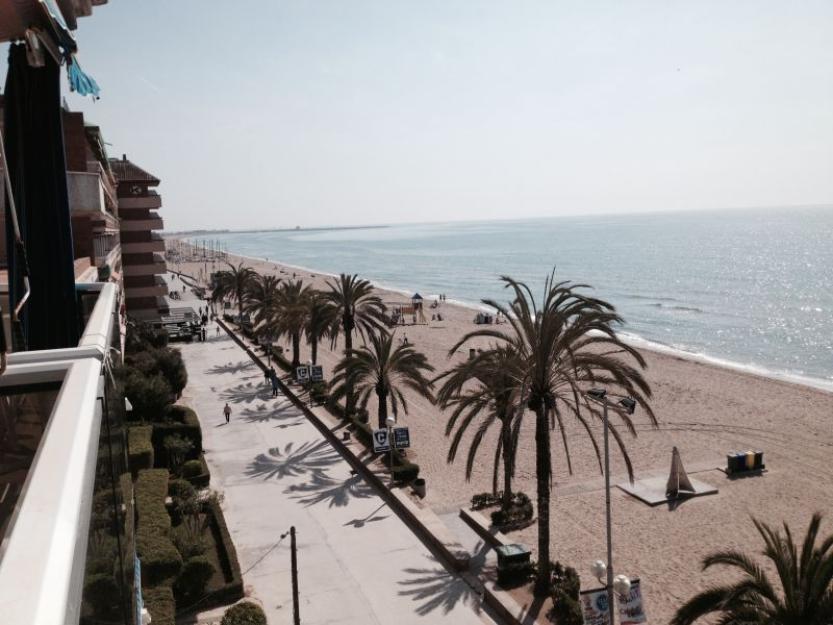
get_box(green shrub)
[490,492,534,531]
[126,319,168,352]
[175,555,215,601]
[173,522,206,560]
[392,462,420,483]
[124,371,173,421]
[221,601,267,625]
[135,469,182,584]
[163,433,194,474]
[202,496,244,607]
[128,425,154,474]
[83,573,120,616]
[153,348,188,396]
[168,478,196,502]
[182,459,203,478]
[151,406,202,461]
[549,561,582,625]
[471,492,501,510]
[143,585,175,625]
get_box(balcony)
[124,275,167,298]
[122,252,166,277]
[0,283,130,625]
[118,192,162,211]
[120,211,164,232]
[67,171,117,215]
[121,233,165,254]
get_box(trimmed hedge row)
[128,426,154,475]
[199,497,244,608]
[142,585,175,625]
[135,469,182,585]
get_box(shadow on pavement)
[206,360,255,375]
[240,402,298,424]
[286,472,375,508]
[219,382,270,405]
[245,439,341,481]
[342,502,390,528]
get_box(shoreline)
[177,242,833,396]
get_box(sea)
[188,206,833,391]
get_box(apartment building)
[110,156,169,321]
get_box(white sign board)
[618,578,647,625]
[372,428,391,453]
[581,587,610,625]
[295,365,309,381]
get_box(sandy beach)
[170,242,833,624]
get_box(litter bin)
[495,544,531,586]
[413,478,426,498]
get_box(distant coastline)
[165,224,390,237]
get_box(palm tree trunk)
[377,389,388,430]
[311,339,318,365]
[291,331,301,369]
[534,405,552,596]
[501,416,513,509]
[344,321,355,415]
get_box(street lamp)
[386,415,396,485]
[584,387,637,624]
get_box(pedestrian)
[271,377,279,397]
[264,368,270,385]
[223,402,231,424]
[216,325,220,337]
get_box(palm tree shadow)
[245,439,340,481]
[220,382,269,405]
[206,360,255,375]
[286,472,375,508]
[397,564,482,616]
[342,502,390,528]
[240,401,298,424]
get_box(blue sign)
[134,556,144,625]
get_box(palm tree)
[331,330,434,429]
[435,347,526,509]
[270,279,314,370]
[672,513,833,625]
[305,293,336,365]
[211,262,257,321]
[450,271,655,595]
[322,274,387,414]
[244,274,282,329]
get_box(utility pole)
[290,526,300,625]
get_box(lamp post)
[585,388,637,624]
[386,415,396,485]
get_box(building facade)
[110,156,169,321]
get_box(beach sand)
[171,243,833,623]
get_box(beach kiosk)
[411,293,424,310]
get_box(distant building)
[110,155,169,320]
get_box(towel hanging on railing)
[67,55,100,99]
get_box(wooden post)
[290,526,300,625]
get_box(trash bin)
[469,348,476,360]
[413,478,426,498]
[754,450,764,470]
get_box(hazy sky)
[4,1,833,230]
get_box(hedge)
[199,496,244,609]
[128,426,154,475]
[182,454,211,488]
[135,469,182,585]
[174,555,215,601]
[143,585,175,625]
[151,407,202,467]
[221,602,267,625]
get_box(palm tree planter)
[672,513,833,625]
[451,271,655,596]
[331,330,435,431]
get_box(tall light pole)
[585,388,636,624]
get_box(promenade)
[173,279,494,624]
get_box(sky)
[3,1,833,231]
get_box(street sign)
[393,426,410,449]
[372,426,410,452]
[310,365,324,382]
[372,428,391,453]
[295,365,309,381]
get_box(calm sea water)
[190,207,833,390]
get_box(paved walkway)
[173,281,494,624]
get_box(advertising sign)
[618,578,647,625]
[393,426,411,449]
[580,587,610,625]
[310,365,324,382]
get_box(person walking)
[223,402,232,424]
